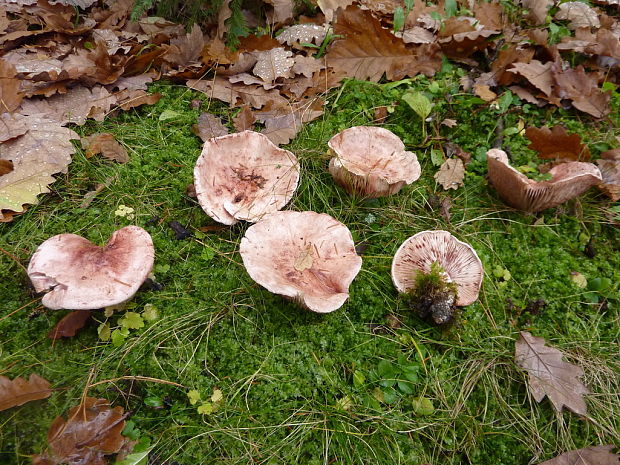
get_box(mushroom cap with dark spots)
[328,126,421,197]
[27,226,154,310]
[391,230,483,306]
[239,211,362,313]
[193,131,300,225]
[487,148,602,212]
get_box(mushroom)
[194,131,300,225]
[328,126,421,197]
[27,226,154,310]
[487,148,602,212]
[239,211,362,313]
[391,230,483,324]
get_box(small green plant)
[402,91,433,141]
[406,262,458,325]
[392,0,413,33]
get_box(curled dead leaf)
[434,158,465,190]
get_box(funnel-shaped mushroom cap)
[240,211,362,313]
[391,230,483,306]
[27,226,154,310]
[328,126,421,197]
[487,149,602,213]
[194,131,300,225]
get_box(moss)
[406,262,459,325]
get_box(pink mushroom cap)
[487,148,602,212]
[239,211,362,313]
[328,126,421,197]
[27,226,154,310]
[391,230,483,306]
[194,131,300,225]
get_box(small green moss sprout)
[406,262,458,325]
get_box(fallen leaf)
[519,0,553,25]
[552,65,610,118]
[373,106,388,124]
[0,115,79,220]
[474,83,497,102]
[254,99,324,145]
[441,118,457,128]
[33,397,128,465]
[555,2,600,30]
[515,331,589,415]
[48,311,92,339]
[263,0,294,23]
[164,24,205,67]
[232,105,255,132]
[187,77,288,109]
[538,445,619,465]
[277,23,328,46]
[192,113,229,142]
[0,58,23,112]
[474,1,505,30]
[117,90,162,110]
[0,374,52,411]
[317,0,355,22]
[434,158,465,190]
[292,55,324,78]
[327,7,441,82]
[82,133,129,163]
[0,113,28,142]
[217,0,232,39]
[0,160,12,175]
[525,126,590,161]
[238,34,281,52]
[253,47,295,83]
[508,60,554,97]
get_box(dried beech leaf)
[515,331,589,415]
[277,24,328,46]
[83,133,129,163]
[48,311,92,339]
[253,47,295,83]
[33,397,127,465]
[327,7,441,82]
[434,158,465,190]
[192,113,229,142]
[525,126,590,161]
[539,445,619,465]
[0,374,52,411]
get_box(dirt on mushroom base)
[406,262,459,325]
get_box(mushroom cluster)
[28,226,154,310]
[391,231,483,324]
[328,126,421,197]
[194,131,300,225]
[239,211,362,313]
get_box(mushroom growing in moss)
[391,230,483,324]
[27,226,154,310]
[194,131,300,225]
[328,126,421,197]
[487,148,602,212]
[239,211,362,313]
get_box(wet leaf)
[0,59,23,112]
[83,133,129,163]
[48,311,92,339]
[277,24,328,46]
[0,374,52,411]
[252,47,295,83]
[515,331,589,414]
[33,397,128,465]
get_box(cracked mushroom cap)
[194,131,300,225]
[391,230,483,306]
[328,126,421,197]
[239,211,362,313]
[27,226,154,310]
[487,149,602,213]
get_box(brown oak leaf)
[326,6,441,82]
[48,311,92,339]
[0,374,52,411]
[187,77,288,109]
[519,0,553,25]
[0,113,28,142]
[165,24,205,67]
[434,158,465,190]
[539,445,619,465]
[525,126,591,161]
[263,0,294,23]
[33,397,128,465]
[192,113,229,142]
[277,23,328,46]
[552,65,610,118]
[82,133,129,163]
[317,0,355,22]
[0,58,23,112]
[253,47,295,83]
[508,60,554,97]
[233,105,256,132]
[515,331,589,415]
[254,99,324,145]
